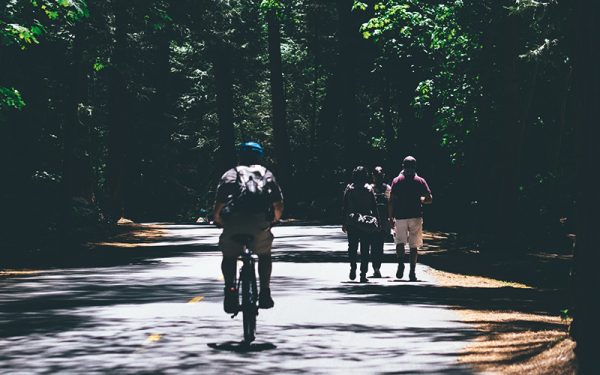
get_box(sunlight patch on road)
[0,270,41,277]
[143,333,162,345]
[188,296,204,303]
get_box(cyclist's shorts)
[219,226,274,257]
[393,217,423,248]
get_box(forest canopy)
[1,0,575,251]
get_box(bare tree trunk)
[106,0,132,221]
[571,1,600,371]
[266,8,292,197]
[336,0,359,169]
[213,42,236,174]
[60,20,97,243]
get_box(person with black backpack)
[342,166,381,283]
[213,142,284,314]
[370,166,391,278]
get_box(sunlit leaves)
[360,0,481,160]
[0,87,26,111]
[1,0,88,49]
[260,0,283,18]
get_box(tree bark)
[213,42,237,174]
[60,20,97,243]
[571,1,600,371]
[266,8,292,198]
[106,0,133,221]
[336,0,359,169]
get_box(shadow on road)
[322,282,567,318]
[207,341,277,352]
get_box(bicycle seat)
[231,234,254,245]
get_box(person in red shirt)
[388,156,432,281]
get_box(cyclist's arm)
[272,201,284,223]
[213,201,225,226]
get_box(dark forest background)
[0,0,576,247]
[1,1,598,369]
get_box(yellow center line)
[143,333,162,345]
[188,296,204,303]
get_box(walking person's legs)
[359,233,371,282]
[407,217,424,281]
[393,219,409,279]
[347,230,359,280]
[371,231,384,277]
[395,244,405,278]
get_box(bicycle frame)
[236,247,259,343]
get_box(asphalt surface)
[0,225,477,374]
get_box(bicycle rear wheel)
[241,262,258,343]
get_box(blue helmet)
[238,141,264,156]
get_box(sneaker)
[349,268,357,281]
[372,269,382,278]
[359,275,369,283]
[258,288,274,309]
[224,286,239,313]
[396,264,405,279]
[409,271,417,281]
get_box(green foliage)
[0,0,88,48]
[0,87,26,110]
[260,0,284,13]
[360,0,481,161]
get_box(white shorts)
[393,218,424,248]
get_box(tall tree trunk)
[213,42,236,174]
[107,0,132,221]
[60,20,97,243]
[144,6,173,219]
[571,1,600,371]
[382,77,395,170]
[336,0,359,169]
[480,5,524,252]
[266,8,292,198]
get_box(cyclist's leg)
[221,256,237,287]
[253,229,275,309]
[257,253,272,289]
[219,230,243,313]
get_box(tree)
[262,0,292,196]
[571,0,600,371]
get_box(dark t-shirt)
[342,183,378,221]
[215,165,283,204]
[390,172,431,219]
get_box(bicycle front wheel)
[241,263,258,343]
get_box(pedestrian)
[342,166,380,283]
[370,166,391,278]
[388,156,432,281]
[213,141,284,313]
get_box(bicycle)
[231,234,259,344]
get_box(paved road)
[0,225,476,374]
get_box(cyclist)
[213,142,284,313]
[388,156,432,281]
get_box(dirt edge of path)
[428,268,577,374]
